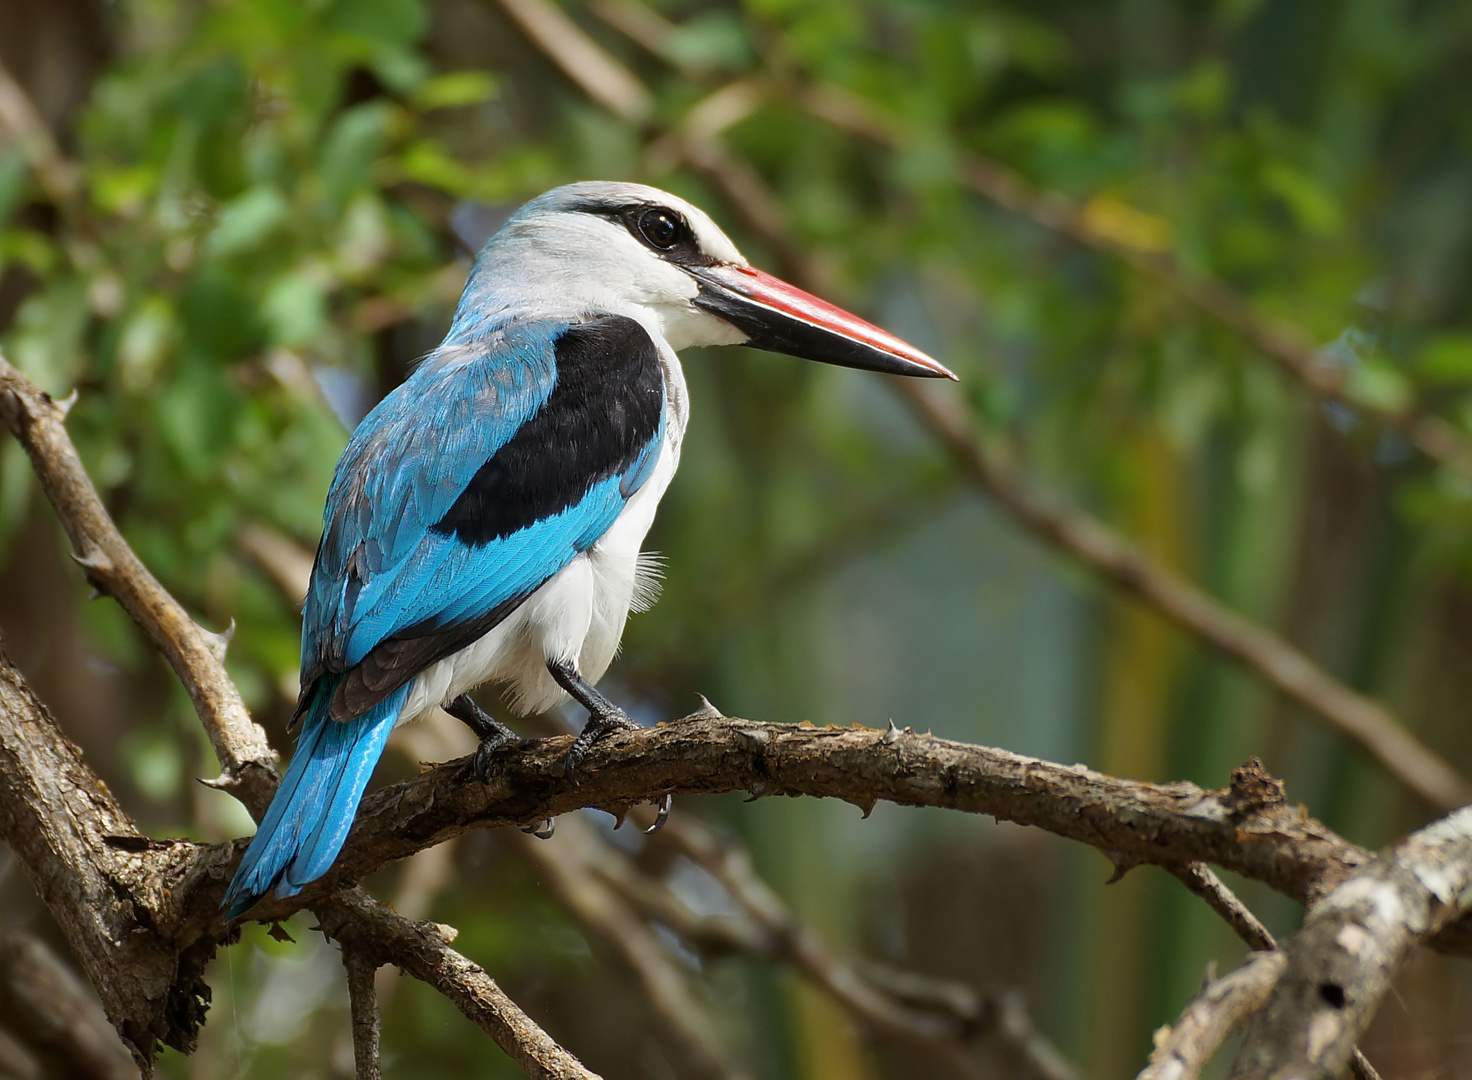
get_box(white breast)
[399,349,690,724]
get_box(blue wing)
[300,313,668,721]
[223,314,666,915]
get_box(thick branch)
[0,644,214,1069]
[177,731,1472,962]
[1230,804,1472,1078]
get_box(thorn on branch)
[690,694,723,720]
[199,619,236,664]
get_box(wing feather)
[298,315,666,724]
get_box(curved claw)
[520,818,555,840]
[643,794,673,835]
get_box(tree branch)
[169,727,1472,965]
[317,891,600,1080]
[342,944,382,1080]
[0,353,278,810]
[1139,951,1285,1080]
[1229,804,1472,1077]
[0,641,214,1069]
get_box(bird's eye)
[637,209,682,250]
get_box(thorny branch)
[1157,866,1382,1080]
[1230,804,1472,1078]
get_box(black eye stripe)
[572,200,722,268]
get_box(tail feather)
[223,677,408,919]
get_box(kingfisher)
[223,181,955,917]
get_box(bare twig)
[318,891,599,1080]
[342,946,382,1080]
[492,0,650,124]
[1230,803,1472,1078]
[0,353,278,809]
[1168,864,1277,952]
[652,814,1076,1080]
[1138,951,1285,1080]
[509,818,744,1080]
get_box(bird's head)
[460,181,956,380]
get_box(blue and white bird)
[223,181,954,917]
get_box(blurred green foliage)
[5,0,1472,1076]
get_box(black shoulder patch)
[431,315,665,547]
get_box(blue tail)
[223,677,410,919]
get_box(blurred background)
[3,0,1472,1076]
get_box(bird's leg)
[546,660,674,832]
[444,694,522,784]
[547,658,637,783]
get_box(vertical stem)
[343,947,382,1080]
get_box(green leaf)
[319,102,393,209]
[209,186,290,258]
[1345,361,1412,413]
[261,266,328,346]
[410,71,499,111]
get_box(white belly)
[399,359,688,724]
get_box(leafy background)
[4,0,1472,1076]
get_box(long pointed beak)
[688,264,958,380]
